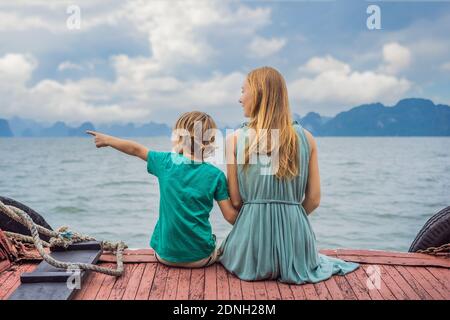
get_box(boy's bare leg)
[155,250,218,268]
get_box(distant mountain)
[4,98,450,137]
[294,112,331,135]
[39,121,96,137]
[297,98,450,136]
[69,122,95,136]
[4,118,171,137]
[0,119,13,137]
[8,117,46,137]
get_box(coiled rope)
[0,201,126,276]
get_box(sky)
[0,0,449,127]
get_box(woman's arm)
[86,130,149,161]
[302,130,321,215]
[226,131,242,210]
[217,199,239,225]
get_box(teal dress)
[219,122,359,284]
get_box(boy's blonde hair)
[173,111,218,160]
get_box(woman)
[219,66,359,284]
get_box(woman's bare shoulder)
[302,128,316,153]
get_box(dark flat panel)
[51,241,102,252]
[8,241,103,300]
[21,271,84,283]
[31,249,101,274]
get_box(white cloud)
[0,52,245,126]
[121,1,271,69]
[379,42,411,75]
[0,53,37,85]
[0,1,272,125]
[0,2,123,33]
[291,54,411,108]
[299,55,351,74]
[0,12,51,31]
[248,36,286,58]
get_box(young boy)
[87,111,238,267]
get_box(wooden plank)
[381,265,420,300]
[100,248,157,263]
[0,260,11,274]
[122,264,146,300]
[2,265,36,300]
[333,276,357,300]
[289,284,306,300]
[322,276,345,300]
[135,263,157,300]
[278,282,294,300]
[344,270,371,300]
[394,266,432,300]
[332,249,446,260]
[95,266,119,300]
[148,264,169,300]
[189,268,205,300]
[361,265,395,300]
[228,273,243,300]
[353,266,382,300]
[376,265,408,300]
[0,264,35,300]
[204,264,217,300]
[395,266,433,300]
[264,281,281,300]
[100,254,157,263]
[0,266,19,293]
[314,280,332,300]
[336,254,450,268]
[415,267,449,300]
[176,268,191,300]
[241,280,255,300]
[254,281,268,300]
[73,263,113,300]
[303,283,320,300]
[426,267,450,292]
[163,267,180,300]
[406,267,446,300]
[72,269,96,300]
[216,264,230,300]
[108,264,137,300]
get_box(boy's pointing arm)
[86,130,149,161]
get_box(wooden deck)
[1,249,449,300]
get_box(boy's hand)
[86,130,110,148]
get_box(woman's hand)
[86,130,110,148]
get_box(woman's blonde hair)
[244,66,299,179]
[173,111,217,160]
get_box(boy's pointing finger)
[86,130,96,136]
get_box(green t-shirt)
[147,151,229,263]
